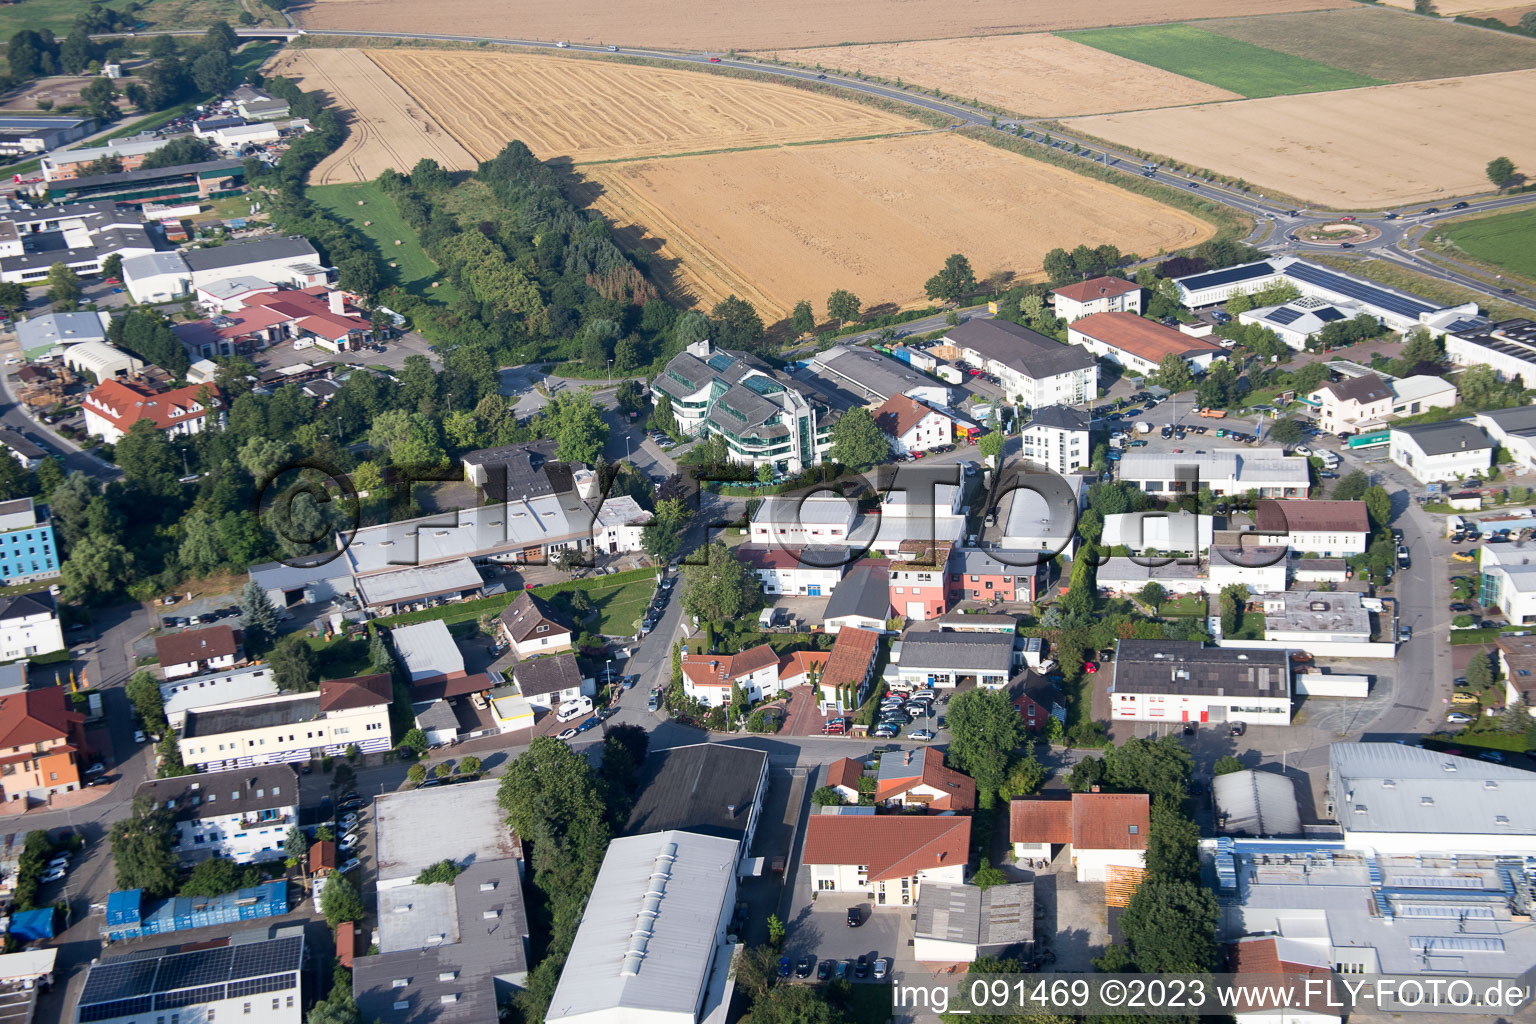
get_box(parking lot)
[783,888,906,986]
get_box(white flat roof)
[355,556,483,607]
[390,619,464,682]
[344,495,595,574]
[374,778,516,884]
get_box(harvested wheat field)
[570,134,1213,321]
[268,49,476,183]
[367,49,919,164]
[1067,69,1536,207]
[751,35,1240,116]
[1378,0,1516,12]
[1476,4,1536,24]
[295,0,1348,50]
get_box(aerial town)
[0,1,1529,1023]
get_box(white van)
[556,696,594,722]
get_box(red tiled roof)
[874,394,948,439]
[309,839,336,873]
[1072,312,1224,363]
[336,922,356,969]
[1009,797,1073,845]
[85,379,223,434]
[822,626,880,689]
[737,546,823,571]
[0,686,83,748]
[826,757,864,792]
[875,748,976,811]
[778,650,829,683]
[319,673,393,712]
[1254,499,1369,534]
[1227,938,1337,1014]
[1054,276,1140,303]
[1071,792,1150,850]
[802,815,970,882]
[681,644,779,688]
[154,624,238,667]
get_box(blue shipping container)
[104,881,288,941]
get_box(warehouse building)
[41,134,175,181]
[75,934,304,1024]
[1110,639,1291,726]
[1117,449,1310,498]
[0,115,91,156]
[0,200,155,285]
[1388,420,1494,485]
[807,345,952,407]
[46,158,245,206]
[942,318,1098,408]
[1446,318,1536,388]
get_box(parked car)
[1446,712,1473,724]
[847,907,862,927]
[339,858,360,873]
[874,957,891,981]
[778,957,791,978]
[339,812,360,830]
[796,955,815,978]
[910,729,937,741]
[817,960,834,981]
[86,762,106,776]
[557,727,579,740]
[855,955,870,979]
[41,866,66,884]
[834,960,849,980]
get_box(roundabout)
[1294,220,1383,247]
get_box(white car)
[339,858,360,874]
[339,833,361,852]
[48,854,70,869]
[1293,445,1311,456]
[338,812,360,830]
[134,730,146,744]
[1446,712,1473,724]
[41,866,66,883]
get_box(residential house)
[1252,500,1369,556]
[592,496,652,554]
[749,494,858,546]
[83,379,224,444]
[736,545,846,597]
[1308,373,1393,435]
[156,624,241,681]
[235,288,373,353]
[947,547,1034,605]
[892,631,1013,690]
[825,757,865,804]
[1389,421,1494,484]
[178,673,394,772]
[511,652,593,711]
[681,645,780,707]
[777,649,828,690]
[821,626,882,711]
[1051,276,1141,322]
[1019,404,1090,474]
[1110,640,1292,726]
[543,831,739,1024]
[822,565,891,633]
[1009,792,1150,881]
[0,591,63,661]
[1013,674,1066,734]
[913,882,1033,965]
[1227,937,1340,1024]
[875,747,975,811]
[874,393,952,455]
[889,545,952,621]
[498,591,574,658]
[1068,311,1226,375]
[942,318,1097,408]
[802,814,970,903]
[160,664,280,731]
[0,686,86,802]
[133,765,297,864]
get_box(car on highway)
[817,73,827,79]
[1339,215,1356,222]
[708,56,721,62]
[1339,242,1354,249]
[607,44,618,51]
[1424,206,1440,214]
[1453,201,1469,209]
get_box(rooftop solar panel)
[79,997,154,1023]
[154,946,232,991]
[1282,262,1436,320]
[157,985,228,1010]
[1177,261,1277,292]
[1314,307,1346,323]
[227,973,297,999]
[1265,307,1302,326]
[1446,318,1487,334]
[230,936,303,980]
[80,959,159,1004]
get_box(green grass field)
[1058,24,1384,98]
[0,0,271,55]
[585,578,655,638]
[309,180,452,299]
[1441,207,1536,282]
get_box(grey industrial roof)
[160,664,279,722]
[14,311,108,348]
[546,831,739,1023]
[823,565,890,622]
[390,619,465,681]
[355,558,484,609]
[624,743,767,843]
[461,440,571,501]
[1118,449,1311,487]
[950,548,1037,577]
[1392,420,1492,456]
[60,158,243,192]
[811,345,943,402]
[1024,404,1089,432]
[1263,591,1370,635]
[182,693,322,737]
[247,558,357,594]
[181,236,318,273]
[1479,405,1536,436]
[1212,769,1302,837]
[0,116,89,132]
[654,347,763,401]
[0,430,45,460]
[134,765,297,824]
[915,882,1033,948]
[344,495,594,575]
[1112,640,1290,698]
[899,631,1013,672]
[513,652,582,698]
[1328,742,1536,837]
[374,778,517,883]
[944,318,1097,379]
[122,251,190,278]
[376,879,458,951]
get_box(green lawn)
[0,0,269,49]
[584,578,655,638]
[1441,207,1536,282]
[1058,25,1384,98]
[308,636,374,680]
[309,180,455,300]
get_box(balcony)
[238,813,291,830]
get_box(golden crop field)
[294,0,1349,50]
[267,49,477,184]
[570,134,1214,321]
[753,35,1241,116]
[1066,68,1536,206]
[366,49,921,164]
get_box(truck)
[1136,421,1153,434]
[1197,408,1227,419]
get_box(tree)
[1363,485,1392,534]
[81,78,117,122]
[826,289,861,325]
[1120,876,1218,972]
[1139,581,1166,618]
[710,295,765,350]
[109,794,179,897]
[60,534,133,604]
[810,785,845,806]
[641,497,690,564]
[1154,352,1194,392]
[126,670,168,734]
[270,634,318,692]
[1268,418,1304,446]
[1487,156,1517,188]
[1219,583,1248,636]
[285,825,309,864]
[434,761,452,779]
[204,20,240,53]
[191,48,234,95]
[681,542,762,625]
[46,262,81,309]
[1102,735,1194,804]
[320,871,365,928]
[1068,755,1105,793]
[978,430,1005,465]
[925,253,977,303]
[556,547,585,572]
[240,580,280,648]
[971,858,1009,890]
[1331,470,1370,502]
[308,965,359,1024]
[767,914,786,948]
[1466,649,1494,689]
[407,762,427,785]
[1144,800,1200,882]
[999,750,1046,799]
[181,857,259,897]
[545,391,609,465]
[829,405,889,470]
[459,755,482,777]
[790,300,816,336]
[415,859,462,884]
[946,688,1024,801]
[742,984,844,1024]
[1214,755,1245,776]
[401,728,429,755]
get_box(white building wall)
[1210,559,1287,594]
[1073,847,1145,884]
[913,936,980,963]
[1110,690,1291,726]
[1389,433,1493,484]
[1447,333,1536,388]
[174,804,296,863]
[511,629,573,659]
[1020,424,1089,474]
[180,700,392,770]
[890,410,952,455]
[755,564,842,596]
[809,861,966,902]
[0,609,63,661]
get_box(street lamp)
[607,359,613,389]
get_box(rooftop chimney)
[726,803,737,817]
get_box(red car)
[1084,661,1098,674]
[709,56,721,63]
[1339,215,1356,222]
